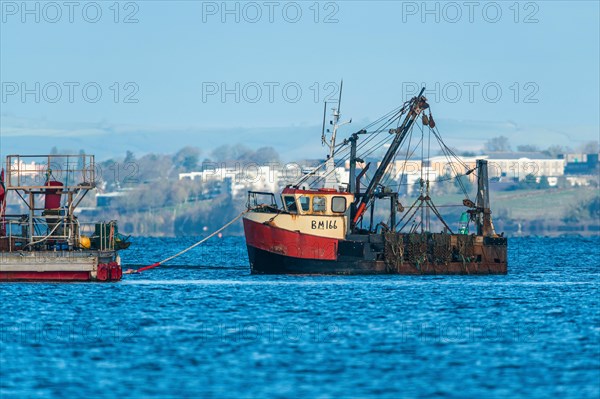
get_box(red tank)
[44,181,63,210]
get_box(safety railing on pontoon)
[0,215,118,253]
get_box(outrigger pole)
[351,87,429,228]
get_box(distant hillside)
[2,114,595,161]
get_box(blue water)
[1,237,599,398]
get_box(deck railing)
[0,215,117,252]
[5,154,96,190]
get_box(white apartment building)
[179,164,348,198]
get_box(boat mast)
[475,159,496,236]
[324,80,351,189]
[352,88,428,227]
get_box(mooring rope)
[125,210,248,274]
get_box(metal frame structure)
[1,154,105,251]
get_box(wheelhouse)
[280,188,353,216]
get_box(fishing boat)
[243,86,507,274]
[0,154,130,282]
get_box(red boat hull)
[243,218,338,261]
[0,271,92,281]
[0,260,123,282]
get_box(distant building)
[348,152,567,194]
[179,166,278,197]
[179,163,346,198]
[560,153,599,175]
[484,152,565,181]
[96,192,124,207]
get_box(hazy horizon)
[2,1,599,161]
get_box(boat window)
[313,196,326,212]
[299,196,310,212]
[331,196,347,213]
[283,196,298,213]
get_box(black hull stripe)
[247,245,507,275]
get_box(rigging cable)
[125,211,248,274]
[430,126,470,199]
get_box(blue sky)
[1,1,599,159]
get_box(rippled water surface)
[1,237,599,398]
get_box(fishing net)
[456,235,475,261]
[406,233,428,271]
[384,233,477,273]
[431,233,452,265]
[383,232,404,272]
